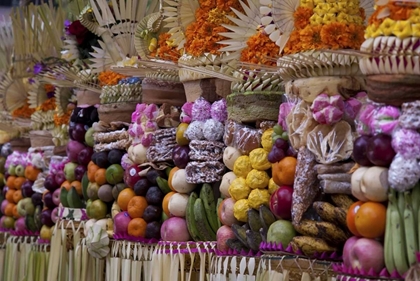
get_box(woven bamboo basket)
[29,130,55,148]
[257,255,336,281]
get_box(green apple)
[89,199,107,220]
[64,162,78,182]
[267,220,296,248]
[105,164,124,185]
[7,165,16,176]
[3,216,15,229]
[87,182,99,201]
[15,164,25,177]
[17,197,35,217]
[85,128,95,147]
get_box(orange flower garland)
[98,70,127,86]
[54,109,71,126]
[369,2,414,27]
[184,0,243,56]
[240,31,280,66]
[151,33,181,62]
[11,102,36,119]
[38,97,56,112]
[294,7,313,30]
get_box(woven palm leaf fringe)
[209,255,259,281]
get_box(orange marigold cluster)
[38,97,56,112]
[98,70,127,86]
[151,33,181,62]
[283,6,366,55]
[369,2,413,27]
[240,31,280,66]
[184,0,243,56]
[54,110,71,126]
[44,84,55,93]
[12,103,35,119]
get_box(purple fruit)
[274,138,289,151]
[43,192,56,209]
[40,209,54,227]
[78,147,93,166]
[44,175,59,191]
[353,135,373,166]
[285,146,297,157]
[71,123,87,143]
[268,147,285,163]
[367,133,396,167]
[32,193,43,206]
[74,165,87,182]
[21,180,35,198]
[54,171,66,186]
[172,145,190,169]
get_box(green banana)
[67,186,85,208]
[397,192,405,221]
[193,198,216,241]
[186,192,201,242]
[404,192,419,266]
[199,184,219,233]
[34,206,42,230]
[226,239,249,252]
[260,228,267,242]
[81,172,89,200]
[60,187,69,208]
[248,209,264,233]
[25,215,37,232]
[246,229,262,252]
[411,183,420,223]
[391,193,409,275]
[156,177,172,194]
[384,192,395,274]
[165,167,173,178]
[216,198,223,229]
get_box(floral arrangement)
[365,3,420,38]
[63,19,101,60]
[54,109,71,126]
[240,30,280,66]
[11,102,36,119]
[98,70,128,86]
[150,33,181,62]
[283,0,366,55]
[184,0,243,56]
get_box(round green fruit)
[105,164,124,185]
[267,220,296,248]
[176,123,190,146]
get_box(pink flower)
[371,106,401,135]
[311,94,344,125]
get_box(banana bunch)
[385,186,420,276]
[186,184,221,241]
[228,205,276,252]
[291,196,353,256]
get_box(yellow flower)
[310,14,324,25]
[328,3,339,14]
[409,16,420,24]
[393,20,413,39]
[337,2,348,13]
[411,8,420,18]
[313,3,328,16]
[325,0,336,3]
[412,23,420,37]
[323,13,337,24]
[379,18,397,36]
[365,25,374,39]
[371,24,384,38]
[300,0,314,9]
[353,16,363,25]
[337,12,349,23]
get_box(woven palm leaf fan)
[163,0,199,49]
[27,78,48,109]
[55,87,74,116]
[9,3,65,79]
[134,12,165,60]
[0,17,13,76]
[0,73,28,112]
[80,0,159,72]
[259,0,299,53]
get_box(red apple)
[270,185,293,219]
[52,188,61,206]
[216,225,236,252]
[343,236,359,267]
[78,147,93,166]
[345,237,385,274]
[21,180,35,198]
[74,165,87,182]
[161,217,191,242]
[54,171,66,187]
[113,211,131,235]
[44,175,59,192]
[367,133,396,167]
[218,198,239,226]
[123,165,142,188]
[43,192,56,209]
[51,207,60,223]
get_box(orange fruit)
[117,188,136,211]
[13,177,26,190]
[346,201,363,237]
[25,166,41,181]
[94,168,107,186]
[127,218,147,237]
[61,181,71,191]
[354,202,387,239]
[127,196,148,218]
[13,190,23,204]
[162,191,176,217]
[4,203,15,217]
[272,156,297,186]
[168,167,179,191]
[6,176,16,189]
[70,181,82,195]
[12,205,20,218]
[88,161,95,168]
[5,189,15,202]
[88,163,100,183]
